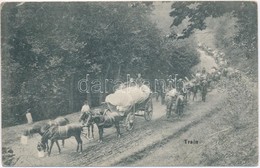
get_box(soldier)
[136,73,144,87]
[167,75,175,88]
[81,100,90,114]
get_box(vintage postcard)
[1,1,258,166]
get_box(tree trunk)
[69,74,74,112]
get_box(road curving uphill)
[5,86,226,166]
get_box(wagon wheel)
[125,112,135,131]
[144,99,153,121]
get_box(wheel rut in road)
[112,102,224,166]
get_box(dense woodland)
[1,2,257,127]
[2,2,199,126]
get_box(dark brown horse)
[24,117,69,150]
[24,117,69,137]
[83,110,123,143]
[37,123,83,156]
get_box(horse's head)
[23,130,30,136]
[91,114,103,124]
[79,112,87,122]
[23,128,35,138]
[37,141,46,152]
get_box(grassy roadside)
[200,75,258,166]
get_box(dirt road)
[2,86,226,167]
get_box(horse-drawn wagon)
[105,85,153,131]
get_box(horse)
[155,81,166,105]
[187,81,200,101]
[176,95,185,117]
[165,95,176,118]
[200,80,208,102]
[37,123,83,156]
[165,93,184,118]
[83,109,123,143]
[24,117,69,150]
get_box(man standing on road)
[81,100,90,114]
[80,100,92,139]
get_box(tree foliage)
[2,2,199,127]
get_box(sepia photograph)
[1,1,258,166]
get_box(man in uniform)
[80,100,92,139]
[136,73,144,87]
[81,100,90,114]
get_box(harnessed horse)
[37,123,83,156]
[83,109,123,143]
[24,117,69,150]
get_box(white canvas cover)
[105,85,151,112]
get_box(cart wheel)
[125,113,134,131]
[144,99,153,121]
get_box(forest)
[1,2,257,127]
[1,2,200,126]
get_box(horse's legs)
[161,93,165,105]
[48,140,55,156]
[87,126,90,139]
[98,126,103,142]
[115,123,121,138]
[75,135,83,153]
[46,141,49,152]
[156,92,159,102]
[55,141,61,154]
[62,140,65,148]
[166,100,172,118]
[203,90,207,102]
[193,91,196,101]
[91,124,94,139]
